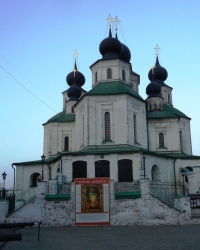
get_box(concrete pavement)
[1,225,200,250]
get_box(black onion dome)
[148,56,168,84]
[67,84,81,101]
[66,62,85,87]
[99,28,122,59]
[146,77,162,97]
[66,70,85,86]
[119,43,131,62]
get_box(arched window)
[73,161,87,181]
[107,68,112,79]
[118,159,133,182]
[151,165,160,181]
[133,114,137,143]
[95,72,98,83]
[179,131,183,152]
[30,172,40,187]
[154,103,157,110]
[159,133,164,148]
[122,69,126,81]
[64,136,69,151]
[105,112,111,141]
[168,94,171,104]
[95,160,110,177]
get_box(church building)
[11,17,200,225]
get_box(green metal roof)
[144,151,200,160]
[63,144,142,156]
[76,81,144,106]
[157,152,200,159]
[13,148,200,166]
[12,145,142,166]
[13,156,58,166]
[43,110,75,125]
[147,103,190,120]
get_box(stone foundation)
[2,180,199,226]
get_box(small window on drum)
[122,69,126,81]
[168,94,171,104]
[107,68,112,79]
[95,72,98,83]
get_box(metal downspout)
[173,159,177,196]
[48,164,51,179]
[11,164,15,195]
[146,110,149,151]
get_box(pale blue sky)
[1,0,200,187]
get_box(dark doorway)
[30,172,40,187]
[118,159,133,182]
[95,160,110,177]
[73,161,87,181]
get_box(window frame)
[107,68,112,79]
[95,71,98,83]
[105,112,111,141]
[158,133,165,148]
[133,114,137,143]
[64,136,69,151]
[122,69,126,81]
[118,159,133,182]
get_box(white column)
[87,155,95,178]
[64,156,73,182]
[140,178,149,195]
[179,197,191,214]
[37,181,46,195]
[109,154,118,181]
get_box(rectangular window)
[159,133,164,148]
[180,131,183,152]
[122,69,126,81]
[105,112,111,141]
[95,72,98,83]
[133,114,137,143]
[64,136,69,151]
[190,198,200,208]
[107,68,112,79]
[118,159,133,182]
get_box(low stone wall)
[0,200,9,220]
[110,195,191,225]
[3,180,199,226]
[110,179,191,225]
[4,193,75,227]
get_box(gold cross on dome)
[154,44,160,56]
[107,14,113,27]
[73,50,78,77]
[73,67,77,77]
[151,66,156,74]
[73,49,78,60]
[114,16,121,32]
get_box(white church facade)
[8,18,200,225]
